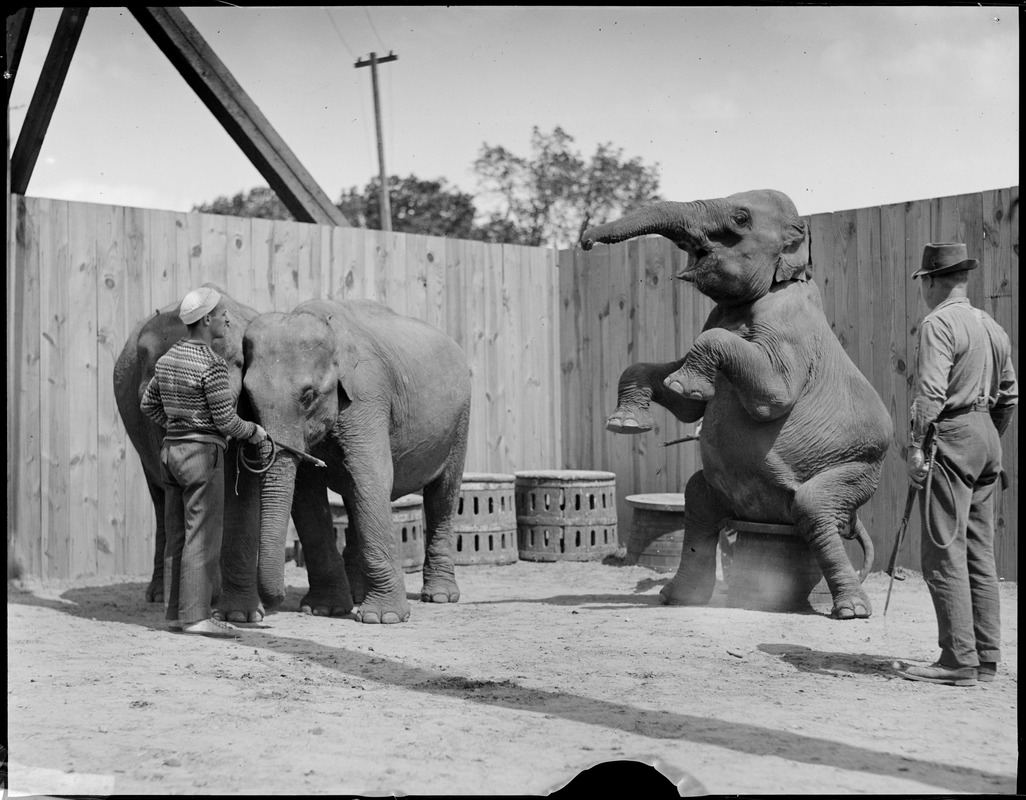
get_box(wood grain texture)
[9,190,1017,580]
[559,191,1019,580]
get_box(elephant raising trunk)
[582,191,809,306]
[581,199,716,251]
[579,188,891,619]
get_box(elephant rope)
[234,438,328,494]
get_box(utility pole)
[355,51,397,232]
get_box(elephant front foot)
[213,589,266,624]
[145,577,163,603]
[664,366,715,401]
[355,590,411,624]
[831,590,872,620]
[213,606,265,624]
[659,573,715,607]
[421,575,460,604]
[300,587,355,618]
[606,403,654,434]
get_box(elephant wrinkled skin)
[581,189,892,619]
[112,285,268,621]
[243,298,472,625]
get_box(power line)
[324,8,356,61]
[362,6,386,51]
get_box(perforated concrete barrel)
[514,470,618,562]
[625,493,687,572]
[296,493,425,573]
[725,521,822,611]
[453,473,519,566]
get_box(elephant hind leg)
[792,462,881,620]
[420,428,467,605]
[660,471,731,607]
[145,477,167,603]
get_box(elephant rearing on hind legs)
[580,189,892,619]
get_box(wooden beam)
[10,7,88,196]
[128,7,349,227]
[6,7,35,101]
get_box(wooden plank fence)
[7,196,560,579]
[7,187,1018,581]
[559,187,1019,580]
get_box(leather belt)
[937,402,991,420]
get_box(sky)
[8,6,1019,221]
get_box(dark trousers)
[918,412,1002,668]
[159,440,225,625]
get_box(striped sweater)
[141,339,256,443]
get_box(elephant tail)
[844,515,875,583]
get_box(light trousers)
[159,440,225,625]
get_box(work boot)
[977,661,998,682]
[182,618,240,639]
[897,661,977,686]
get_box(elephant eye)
[299,387,317,407]
[731,210,751,228]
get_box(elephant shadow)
[8,580,165,629]
[279,582,418,616]
[758,643,901,678]
[524,577,832,617]
[7,580,301,629]
[469,576,741,611]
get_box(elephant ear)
[774,218,810,283]
[333,338,366,407]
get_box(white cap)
[179,287,221,325]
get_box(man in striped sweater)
[142,286,267,638]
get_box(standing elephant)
[580,189,892,619]
[242,297,471,624]
[113,285,266,620]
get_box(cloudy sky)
[8,6,1019,218]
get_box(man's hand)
[248,424,267,445]
[907,445,928,487]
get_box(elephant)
[113,285,267,620]
[241,297,472,624]
[580,188,892,619]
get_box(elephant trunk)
[257,449,299,609]
[580,200,722,252]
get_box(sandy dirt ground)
[6,554,1018,797]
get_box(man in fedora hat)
[142,286,267,639]
[895,243,1017,686]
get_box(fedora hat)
[912,242,979,279]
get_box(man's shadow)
[759,643,902,677]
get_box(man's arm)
[140,375,168,428]
[990,345,1018,436]
[908,317,953,486]
[910,318,953,447]
[202,361,260,442]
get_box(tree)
[472,125,662,248]
[338,174,478,238]
[192,186,292,220]
[194,176,477,238]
